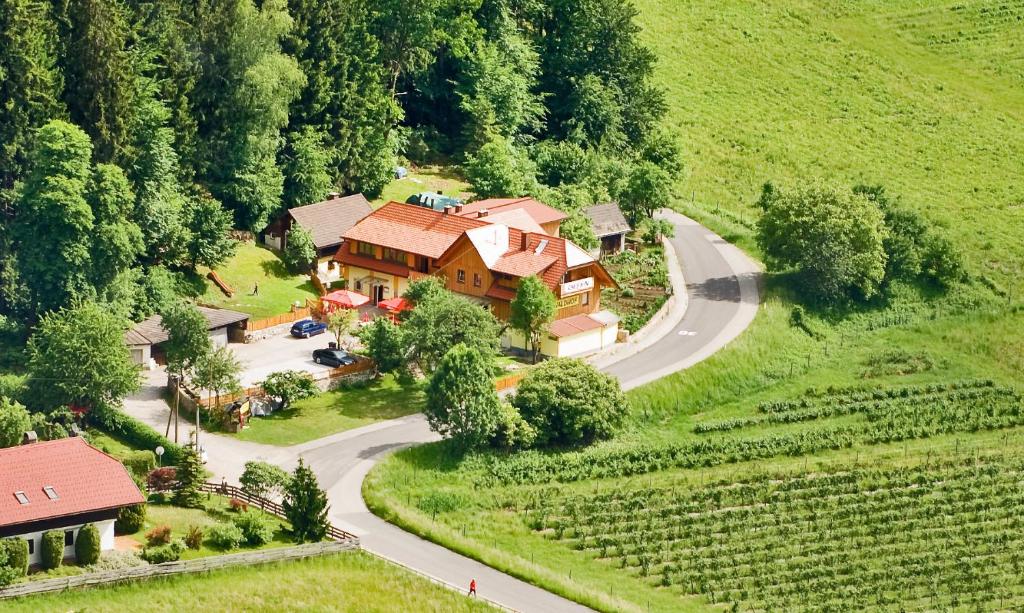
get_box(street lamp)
[155,445,165,467]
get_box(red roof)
[0,438,144,528]
[548,314,607,338]
[343,202,488,259]
[485,282,517,301]
[457,198,568,226]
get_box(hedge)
[1,537,28,579]
[87,403,183,465]
[123,450,157,477]
[74,523,101,565]
[40,530,64,570]
[116,503,147,535]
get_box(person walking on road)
[468,579,477,597]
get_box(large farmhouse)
[0,437,144,566]
[334,199,620,357]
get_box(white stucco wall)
[209,327,229,348]
[16,518,116,566]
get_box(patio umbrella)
[322,289,371,310]
[377,297,411,313]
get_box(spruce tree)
[173,437,205,508]
[283,459,329,543]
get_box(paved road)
[121,210,760,612]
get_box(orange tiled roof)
[484,282,517,301]
[457,198,567,226]
[548,313,607,338]
[343,202,489,259]
[335,249,410,277]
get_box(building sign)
[556,295,581,309]
[560,277,594,297]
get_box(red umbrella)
[322,289,371,309]
[377,297,411,312]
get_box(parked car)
[312,348,357,367]
[291,319,327,338]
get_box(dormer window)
[43,486,58,500]
[14,491,28,505]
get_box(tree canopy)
[509,275,556,362]
[424,343,502,449]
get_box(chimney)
[454,204,463,213]
[443,206,452,215]
[328,191,341,200]
[477,209,489,218]
[22,430,38,445]
[437,190,443,195]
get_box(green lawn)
[364,2,1024,611]
[7,551,495,612]
[375,165,473,208]
[234,374,426,446]
[86,427,139,460]
[132,496,293,560]
[199,241,317,319]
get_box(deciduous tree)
[402,290,500,373]
[424,344,501,449]
[281,226,315,273]
[262,370,318,410]
[0,398,31,448]
[509,275,556,363]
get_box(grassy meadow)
[7,552,495,612]
[365,1,1024,611]
[199,242,318,319]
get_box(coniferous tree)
[173,438,204,508]
[283,459,329,543]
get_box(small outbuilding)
[584,202,631,257]
[262,193,374,279]
[125,305,249,368]
[0,437,144,566]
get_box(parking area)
[231,328,341,387]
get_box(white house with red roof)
[334,200,621,357]
[0,437,144,566]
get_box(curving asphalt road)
[122,210,760,612]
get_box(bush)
[1,537,29,577]
[147,467,178,492]
[116,503,147,534]
[73,523,101,565]
[145,525,172,547]
[233,510,273,546]
[491,403,537,450]
[122,450,157,478]
[229,497,249,513]
[87,404,183,465]
[512,358,629,448]
[207,523,244,550]
[141,540,183,564]
[0,398,30,448]
[184,525,204,550]
[240,461,291,499]
[40,530,64,570]
[0,547,17,588]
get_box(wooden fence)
[246,306,311,332]
[0,541,356,600]
[494,372,527,392]
[199,482,358,542]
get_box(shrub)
[122,450,156,478]
[145,525,172,547]
[0,547,17,588]
[620,286,635,298]
[74,523,101,565]
[85,404,183,465]
[491,403,537,450]
[512,358,629,447]
[40,530,64,570]
[229,497,249,513]
[141,540,183,564]
[239,461,291,499]
[1,537,28,577]
[0,398,30,448]
[184,526,204,550]
[115,503,146,535]
[233,510,273,546]
[207,523,244,550]
[147,467,178,492]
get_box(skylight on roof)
[43,486,58,500]
[534,239,549,254]
[14,491,28,505]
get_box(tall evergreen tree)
[57,0,141,163]
[0,0,65,206]
[192,0,304,231]
[284,0,398,197]
[12,120,95,316]
[283,459,329,543]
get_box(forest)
[0,0,678,325]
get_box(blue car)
[290,319,327,338]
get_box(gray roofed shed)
[125,306,249,345]
[585,202,631,237]
[286,194,373,250]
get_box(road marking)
[677,330,697,336]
